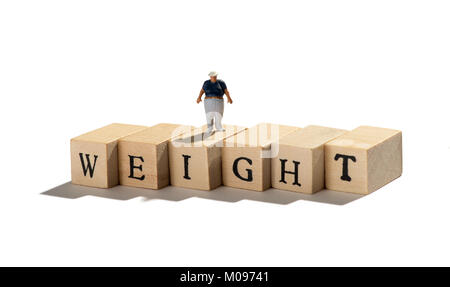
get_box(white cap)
[208,71,218,77]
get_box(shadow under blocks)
[42,182,364,205]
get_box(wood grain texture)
[71,123,147,188]
[271,125,347,194]
[222,123,301,191]
[168,125,246,191]
[325,126,402,194]
[118,123,192,189]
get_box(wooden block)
[325,126,402,194]
[168,125,246,191]
[271,125,347,194]
[222,123,301,191]
[118,123,192,189]
[71,123,147,188]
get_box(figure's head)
[208,71,218,82]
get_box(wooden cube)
[71,123,147,188]
[325,126,402,194]
[222,123,300,191]
[118,123,192,189]
[271,125,347,194]
[168,125,246,191]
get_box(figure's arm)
[197,89,205,103]
[224,89,233,104]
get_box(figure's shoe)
[204,128,214,137]
[216,128,226,132]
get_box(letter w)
[79,153,98,178]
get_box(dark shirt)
[202,79,227,98]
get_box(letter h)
[279,159,301,187]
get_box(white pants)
[204,98,224,130]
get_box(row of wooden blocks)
[70,123,402,195]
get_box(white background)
[1,0,449,266]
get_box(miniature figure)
[196,71,233,133]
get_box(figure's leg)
[214,99,225,131]
[204,99,214,132]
